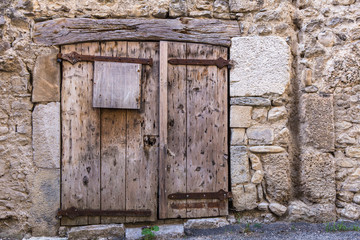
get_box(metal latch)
[57,52,153,66]
[57,207,151,219]
[168,189,232,201]
[168,57,232,69]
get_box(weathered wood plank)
[186,43,221,218]
[100,41,127,224]
[93,61,141,109]
[159,41,168,219]
[215,46,229,216]
[163,42,188,219]
[61,42,101,225]
[126,42,159,222]
[33,18,240,47]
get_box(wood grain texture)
[93,61,141,109]
[186,43,219,218]
[159,41,168,219]
[164,42,188,219]
[126,42,159,222]
[33,18,240,47]
[61,42,101,225]
[100,41,127,224]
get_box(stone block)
[231,128,247,145]
[258,202,269,211]
[32,50,60,102]
[32,102,60,168]
[68,224,125,240]
[353,193,360,204]
[230,146,250,185]
[251,170,264,184]
[268,106,287,121]
[230,97,271,106]
[249,154,262,171]
[246,127,274,145]
[269,203,287,216]
[29,168,60,236]
[230,37,291,97]
[252,108,268,123]
[249,146,285,153]
[301,94,335,152]
[287,200,336,222]
[230,106,252,128]
[232,183,258,211]
[345,147,360,158]
[184,218,229,229]
[126,224,184,240]
[229,0,263,12]
[339,203,360,220]
[301,151,335,203]
[261,153,291,203]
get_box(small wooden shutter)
[159,41,229,219]
[93,61,141,109]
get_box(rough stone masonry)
[0,0,360,238]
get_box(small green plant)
[141,225,159,240]
[244,223,251,233]
[325,222,360,232]
[290,225,296,231]
[253,223,262,229]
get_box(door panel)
[61,41,159,225]
[61,42,101,225]
[159,42,229,219]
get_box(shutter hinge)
[168,189,232,201]
[168,57,232,69]
[57,52,153,66]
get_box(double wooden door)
[61,41,228,225]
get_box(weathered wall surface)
[0,0,359,238]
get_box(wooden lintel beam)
[33,18,240,47]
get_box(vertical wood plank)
[100,41,127,224]
[163,42,188,219]
[126,42,159,222]
[61,42,101,225]
[216,46,229,216]
[186,43,220,218]
[159,41,168,219]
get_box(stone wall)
[0,0,360,238]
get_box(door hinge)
[168,189,232,201]
[168,57,232,69]
[57,52,153,66]
[57,207,151,219]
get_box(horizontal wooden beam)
[33,18,240,47]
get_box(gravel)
[179,221,360,240]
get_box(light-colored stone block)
[33,102,60,168]
[229,0,263,12]
[251,170,264,184]
[249,154,262,170]
[184,218,229,229]
[230,106,252,128]
[345,147,360,158]
[301,94,335,152]
[230,146,250,184]
[126,224,184,240]
[29,168,60,236]
[231,128,247,145]
[32,50,60,102]
[230,36,291,97]
[247,127,274,145]
[269,203,287,216]
[232,183,258,211]
[249,146,285,153]
[68,224,125,240]
[268,106,287,121]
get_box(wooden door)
[159,42,229,219]
[61,41,159,225]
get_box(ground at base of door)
[23,219,360,240]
